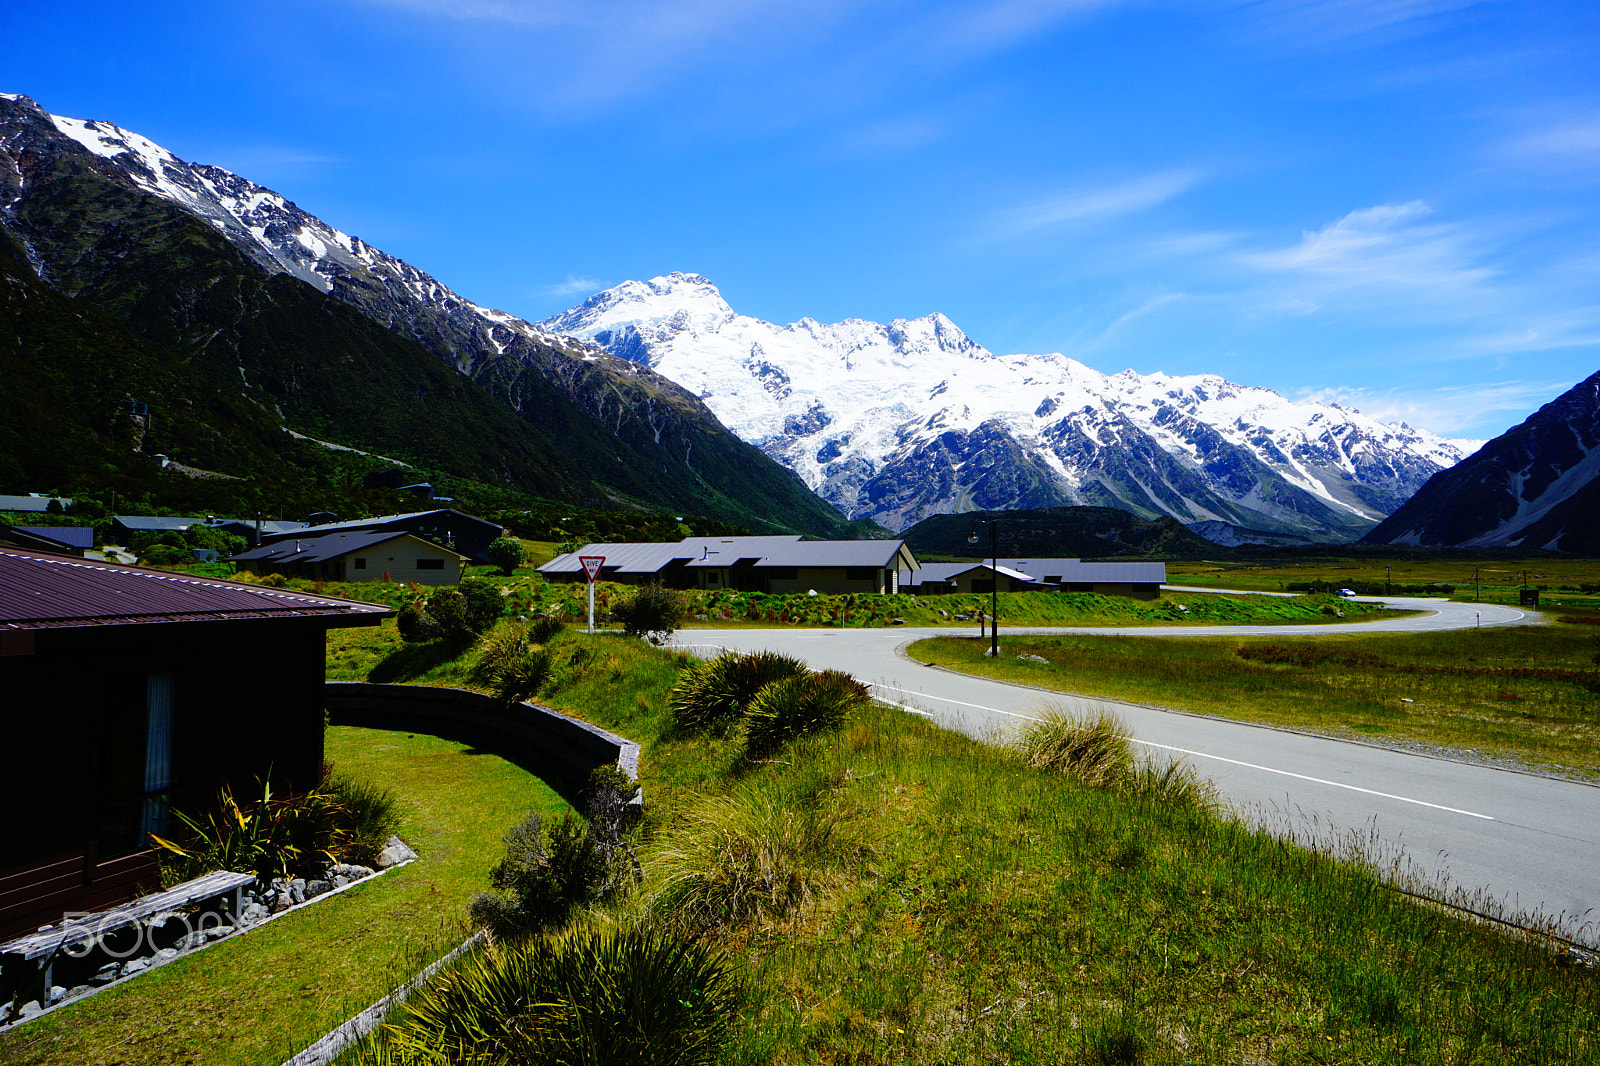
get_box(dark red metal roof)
[0,548,393,631]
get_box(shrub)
[150,767,398,883]
[486,535,527,576]
[140,543,190,566]
[427,588,471,640]
[469,771,640,937]
[669,651,808,733]
[395,601,438,642]
[612,582,687,643]
[323,768,403,865]
[365,928,736,1066]
[740,669,870,758]
[457,577,505,633]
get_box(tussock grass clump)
[356,928,736,1066]
[740,669,872,758]
[644,786,856,935]
[1016,707,1135,788]
[1016,706,1219,812]
[469,619,529,684]
[668,650,807,733]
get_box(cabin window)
[972,579,995,594]
[1043,575,1061,583]
[767,567,797,580]
[417,559,445,570]
[846,567,875,581]
[142,673,175,840]
[706,571,720,584]
[353,557,367,570]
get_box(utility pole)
[968,519,1000,657]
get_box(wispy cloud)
[1295,379,1570,438]
[1241,201,1498,307]
[537,275,605,300]
[1498,114,1600,171]
[998,170,1203,236]
[353,0,1128,118]
[1231,0,1479,47]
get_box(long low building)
[541,536,920,595]
[902,558,1166,600]
[231,530,470,586]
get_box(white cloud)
[1295,379,1571,438]
[1498,114,1600,171]
[999,170,1203,236]
[1242,201,1498,305]
[1231,0,1479,47]
[538,275,605,300]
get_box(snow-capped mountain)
[1362,370,1600,552]
[0,93,847,535]
[20,95,583,368]
[543,273,1482,537]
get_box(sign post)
[579,556,605,634]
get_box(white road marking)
[869,684,1497,821]
[1130,740,1496,820]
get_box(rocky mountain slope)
[0,93,846,535]
[543,273,1481,539]
[1361,371,1600,553]
[901,507,1219,559]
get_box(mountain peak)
[541,278,1474,536]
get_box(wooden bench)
[0,870,255,990]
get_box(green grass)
[327,633,1599,1064]
[470,655,1599,1065]
[670,587,1397,629]
[909,618,1600,779]
[1167,555,1600,611]
[0,729,570,1066]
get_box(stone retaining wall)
[325,683,640,802]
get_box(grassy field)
[339,632,1600,1064]
[0,729,570,1066]
[908,615,1600,779]
[1167,556,1600,610]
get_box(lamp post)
[968,520,999,658]
[1384,565,1391,597]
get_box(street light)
[1384,564,1391,596]
[968,519,999,658]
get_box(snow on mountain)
[1363,370,1600,552]
[544,272,1483,536]
[32,105,583,365]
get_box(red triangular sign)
[579,555,605,583]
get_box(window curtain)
[141,672,175,838]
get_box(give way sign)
[579,556,606,583]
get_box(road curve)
[668,596,1600,945]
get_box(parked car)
[1334,588,1357,598]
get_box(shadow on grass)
[369,638,475,683]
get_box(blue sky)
[8,0,1598,439]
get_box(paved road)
[669,597,1600,945]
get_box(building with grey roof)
[232,530,469,586]
[259,509,504,566]
[541,536,920,595]
[903,558,1166,600]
